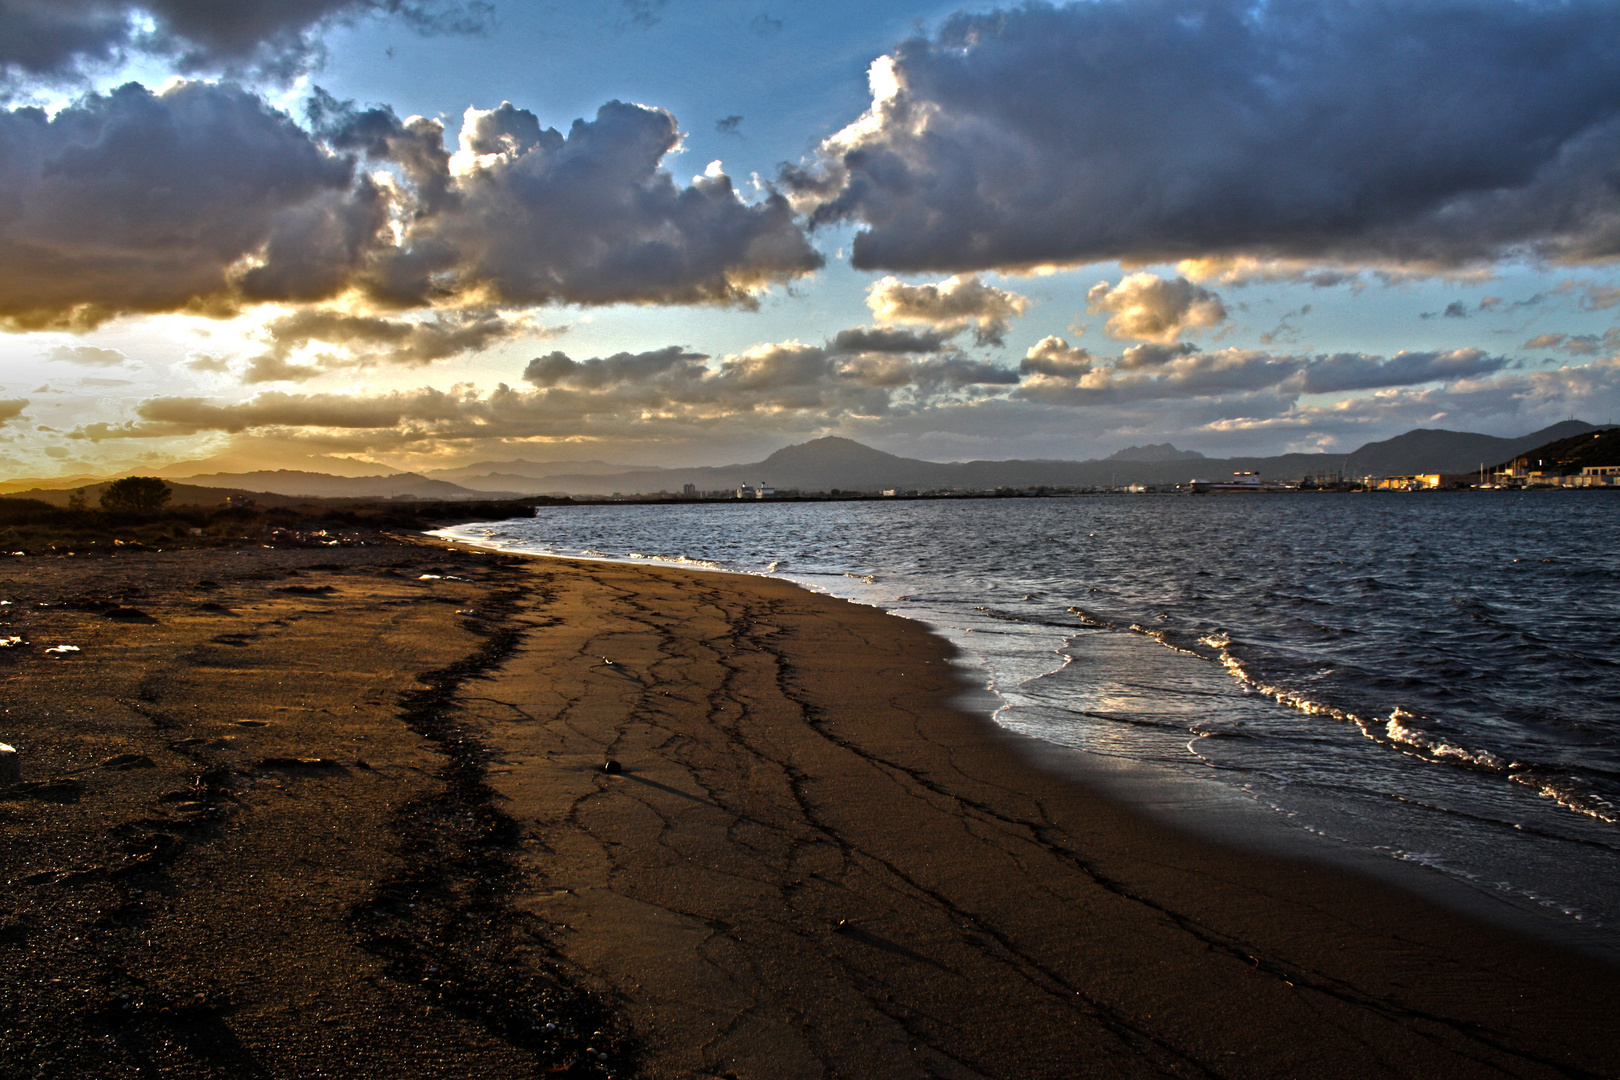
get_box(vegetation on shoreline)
[0,494,550,555]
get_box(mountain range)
[1,421,1600,501]
[410,420,1600,496]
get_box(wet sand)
[3,541,1617,1079]
[473,554,1620,1080]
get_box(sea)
[437,492,1620,956]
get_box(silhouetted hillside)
[1344,421,1598,476]
[1105,444,1206,462]
[175,470,507,500]
[1492,426,1620,473]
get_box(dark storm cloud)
[409,100,823,308]
[0,86,821,328]
[0,0,490,83]
[290,94,823,311]
[790,0,1620,273]
[0,81,354,330]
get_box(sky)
[3,0,1620,478]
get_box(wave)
[1206,643,1620,824]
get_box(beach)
[2,538,1617,1080]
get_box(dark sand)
[3,541,1618,1079]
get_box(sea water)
[438,493,1620,952]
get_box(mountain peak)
[1105,443,1206,462]
[762,437,907,468]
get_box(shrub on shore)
[0,495,550,555]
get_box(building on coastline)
[1370,473,1488,490]
[735,482,775,499]
[1371,474,1441,490]
[1486,466,1617,488]
[1188,472,1263,493]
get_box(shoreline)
[438,529,1620,966]
[460,549,1620,1078]
[3,538,1617,1078]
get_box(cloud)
[1015,339,1512,405]
[49,344,129,366]
[82,329,1019,447]
[1201,356,1620,447]
[865,274,1029,346]
[829,326,955,354]
[1020,336,1092,377]
[1291,349,1511,394]
[1177,257,1365,289]
[1420,300,1472,320]
[1576,282,1620,310]
[1520,329,1620,356]
[0,0,491,83]
[0,85,821,329]
[1259,304,1312,347]
[241,309,532,383]
[716,115,743,136]
[181,352,232,373]
[301,94,824,309]
[622,0,666,28]
[1085,274,1226,343]
[523,346,706,390]
[750,13,783,36]
[0,81,353,330]
[788,0,1620,274]
[0,398,28,424]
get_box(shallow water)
[439,492,1620,948]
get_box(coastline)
[3,538,1617,1079]
[464,549,1620,1079]
[437,524,1620,963]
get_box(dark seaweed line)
[347,557,634,1078]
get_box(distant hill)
[1341,421,1598,476]
[9,421,1602,500]
[154,454,402,479]
[1492,426,1620,474]
[0,473,107,495]
[425,458,640,486]
[1105,444,1206,462]
[478,423,1604,495]
[174,470,505,500]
